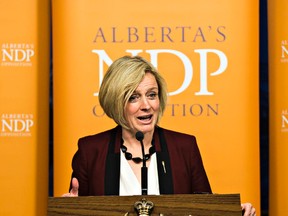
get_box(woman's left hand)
[241,203,256,216]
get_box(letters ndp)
[92,49,227,96]
[1,43,35,66]
[52,1,260,212]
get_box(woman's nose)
[140,97,151,110]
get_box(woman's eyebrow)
[134,87,158,93]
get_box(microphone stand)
[140,141,147,195]
[136,131,148,195]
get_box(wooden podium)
[48,193,242,216]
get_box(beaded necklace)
[120,140,156,164]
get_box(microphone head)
[135,131,144,141]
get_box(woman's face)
[125,72,160,134]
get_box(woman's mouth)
[137,114,153,121]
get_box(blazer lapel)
[155,127,174,194]
[104,126,121,195]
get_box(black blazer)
[71,126,212,196]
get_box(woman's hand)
[62,177,79,197]
[241,203,256,216]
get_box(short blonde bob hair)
[99,56,167,130]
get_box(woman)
[63,55,256,215]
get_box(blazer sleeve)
[69,130,111,196]
[70,137,89,196]
[189,136,212,193]
[162,129,212,194]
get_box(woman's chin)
[136,125,155,134]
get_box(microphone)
[135,131,147,195]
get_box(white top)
[119,151,160,196]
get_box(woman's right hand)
[62,177,79,197]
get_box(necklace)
[120,140,156,164]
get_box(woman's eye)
[147,92,158,99]
[128,94,139,102]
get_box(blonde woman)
[63,56,256,216]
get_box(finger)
[62,192,74,197]
[241,203,253,216]
[251,207,256,216]
[70,177,79,196]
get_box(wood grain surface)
[48,194,242,216]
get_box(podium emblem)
[134,198,154,216]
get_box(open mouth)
[137,114,153,121]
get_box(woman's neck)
[122,128,154,148]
